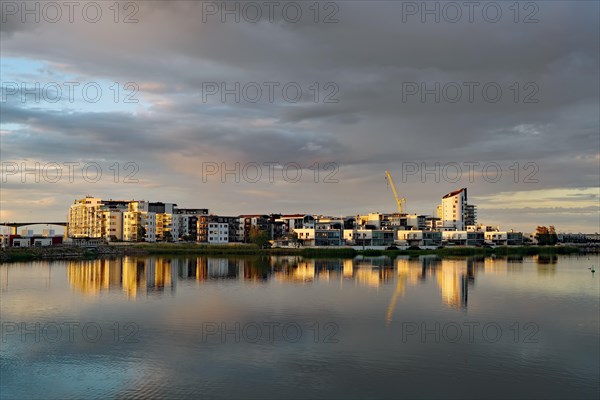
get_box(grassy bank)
[0,244,582,263]
[0,246,113,262]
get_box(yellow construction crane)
[385,170,406,214]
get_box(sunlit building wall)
[68,197,104,238]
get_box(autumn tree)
[536,225,557,246]
[249,226,270,248]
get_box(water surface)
[1,254,598,399]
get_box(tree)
[249,227,269,248]
[182,234,195,242]
[164,231,173,242]
[290,232,300,248]
[536,225,557,246]
[137,225,146,242]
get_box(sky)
[0,0,599,233]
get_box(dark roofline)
[442,188,467,199]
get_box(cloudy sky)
[1,0,598,233]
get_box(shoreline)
[0,243,586,263]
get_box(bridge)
[0,222,67,235]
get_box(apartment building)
[197,215,240,243]
[102,210,124,240]
[123,208,156,242]
[441,230,484,246]
[68,197,104,238]
[207,222,229,244]
[239,215,271,242]
[406,214,428,230]
[148,202,176,241]
[294,227,342,246]
[465,204,477,227]
[397,230,442,247]
[277,214,307,235]
[176,208,208,241]
[439,188,477,230]
[343,229,395,246]
[294,218,343,246]
[484,231,523,246]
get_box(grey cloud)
[1,0,598,231]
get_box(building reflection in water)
[68,257,177,299]
[65,254,538,305]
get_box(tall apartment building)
[439,188,476,231]
[68,197,105,238]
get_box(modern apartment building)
[197,215,240,243]
[207,222,229,243]
[439,188,477,230]
[465,204,477,227]
[68,197,104,238]
[343,229,395,246]
[102,210,124,240]
[484,231,524,246]
[175,208,208,241]
[123,201,157,242]
[397,230,442,247]
[441,230,484,246]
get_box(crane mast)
[385,170,406,214]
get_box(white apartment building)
[396,230,442,247]
[207,223,229,244]
[344,229,373,244]
[357,213,384,229]
[294,226,342,246]
[294,228,316,246]
[441,230,484,246]
[276,214,307,236]
[440,188,468,230]
[484,231,523,246]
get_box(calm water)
[1,254,598,399]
